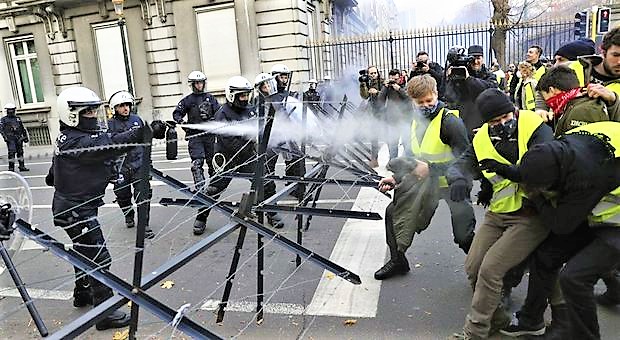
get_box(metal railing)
[307,19,574,79]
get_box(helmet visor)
[78,105,108,131]
[257,77,278,97]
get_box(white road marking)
[200,299,306,315]
[0,287,72,301]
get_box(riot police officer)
[172,71,221,234]
[270,64,305,199]
[206,76,284,229]
[46,86,144,330]
[107,91,154,239]
[0,103,29,172]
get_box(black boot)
[144,228,155,239]
[72,277,92,308]
[193,219,206,235]
[267,212,285,229]
[124,210,135,229]
[374,252,409,280]
[92,286,131,331]
[8,161,15,172]
[500,310,545,337]
[18,161,29,172]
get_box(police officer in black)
[303,78,321,111]
[0,103,29,172]
[45,86,143,330]
[270,64,305,199]
[107,91,154,239]
[172,71,221,234]
[207,76,284,229]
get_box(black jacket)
[446,122,554,184]
[409,62,445,99]
[521,134,620,245]
[378,84,411,120]
[411,103,470,177]
[172,92,221,136]
[445,66,498,136]
[0,115,27,142]
[47,125,142,209]
[214,103,257,163]
[107,114,145,174]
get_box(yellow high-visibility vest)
[472,110,543,213]
[566,121,620,226]
[410,108,460,187]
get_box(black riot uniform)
[0,107,29,171]
[45,113,142,329]
[206,101,282,227]
[173,91,221,182]
[108,112,153,238]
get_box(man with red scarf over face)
[536,65,614,136]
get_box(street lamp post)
[112,0,134,95]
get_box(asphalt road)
[0,143,618,340]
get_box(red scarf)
[544,88,582,118]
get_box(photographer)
[409,51,445,99]
[378,69,413,160]
[359,66,384,167]
[445,45,498,137]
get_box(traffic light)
[575,11,588,39]
[597,7,611,34]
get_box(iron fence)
[307,19,574,80]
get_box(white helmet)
[3,103,16,110]
[188,71,207,83]
[56,86,103,128]
[270,64,290,76]
[308,79,318,84]
[225,76,254,108]
[254,73,278,97]
[108,91,134,109]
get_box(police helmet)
[56,86,104,128]
[270,64,290,76]
[3,103,16,111]
[108,91,134,110]
[225,76,254,108]
[254,73,277,97]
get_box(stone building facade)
[0,0,359,144]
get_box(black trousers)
[53,205,113,303]
[519,224,620,339]
[6,140,24,169]
[113,171,151,225]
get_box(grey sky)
[392,0,489,28]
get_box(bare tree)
[490,0,551,66]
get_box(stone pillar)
[141,0,182,121]
[234,0,260,79]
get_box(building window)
[195,4,241,91]
[307,5,316,43]
[92,22,134,100]
[6,36,44,105]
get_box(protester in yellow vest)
[375,74,475,280]
[489,121,620,339]
[446,88,554,340]
[514,61,537,111]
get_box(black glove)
[477,179,493,208]
[450,178,470,202]
[0,204,16,241]
[479,159,521,182]
[151,120,166,140]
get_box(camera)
[358,69,370,85]
[415,61,426,70]
[446,47,474,80]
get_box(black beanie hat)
[519,143,561,189]
[554,39,596,61]
[476,88,515,123]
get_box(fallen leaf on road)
[160,280,175,289]
[325,273,335,279]
[343,319,357,326]
[112,329,129,340]
[127,302,132,308]
[414,263,422,268]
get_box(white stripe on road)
[200,299,306,315]
[0,287,72,301]
[305,186,390,318]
